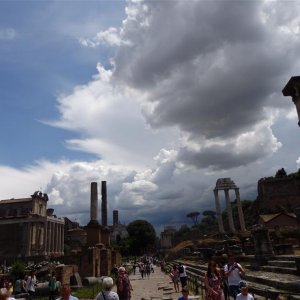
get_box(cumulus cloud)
[48,65,179,169]
[79,27,126,47]
[100,0,300,169]
[22,0,300,229]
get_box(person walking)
[48,272,57,300]
[170,265,180,293]
[178,264,187,289]
[116,267,132,300]
[56,285,78,300]
[139,264,145,280]
[13,278,22,295]
[178,288,190,300]
[26,271,37,298]
[96,277,119,300]
[236,281,254,300]
[205,261,224,300]
[224,256,245,300]
[145,264,151,279]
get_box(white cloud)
[79,27,126,47]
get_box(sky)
[1,0,300,233]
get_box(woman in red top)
[205,261,224,300]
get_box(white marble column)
[51,222,55,254]
[47,222,51,254]
[44,221,48,255]
[26,223,32,256]
[61,224,64,255]
[214,189,225,233]
[224,189,236,232]
[235,188,246,231]
[55,223,58,253]
[58,223,61,255]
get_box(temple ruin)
[0,192,64,260]
[213,178,246,233]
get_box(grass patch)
[72,283,103,299]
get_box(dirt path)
[113,265,182,300]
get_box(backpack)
[179,265,184,274]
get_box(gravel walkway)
[113,265,182,300]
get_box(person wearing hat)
[236,281,254,300]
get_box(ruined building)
[110,210,128,243]
[257,169,300,213]
[64,181,121,277]
[0,192,64,260]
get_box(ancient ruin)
[0,192,64,261]
[282,76,300,126]
[213,178,246,233]
[64,181,121,278]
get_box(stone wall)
[259,214,297,229]
[257,176,300,213]
[0,223,25,257]
[55,265,78,285]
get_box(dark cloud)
[110,0,300,169]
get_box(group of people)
[169,263,187,292]
[1,270,38,298]
[97,267,132,300]
[132,256,155,280]
[204,255,252,300]
[135,262,153,279]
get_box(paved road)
[114,265,182,300]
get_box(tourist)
[56,285,78,300]
[116,267,132,300]
[219,264,229,300]
[0,288,9,300]
[236,281,254,300]
[7,284,15,300]
[95,277,119,300]
[48,271,58,300]
[21,275,27,293]
[178,288,189,300]
[26,271,38,298]
[111,265,118,278]
[178,264,187,289]
[0,278,8,289]
[14,278,22,295]
[139,264,145,279]
[204,261,224,300]
[145,263,151,279]
[170,265,180,293]
[224,256,245,300]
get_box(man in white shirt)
[26,271,37,298]
[224,255,245,300]
[236,281,254,300]
[178,264,187,289]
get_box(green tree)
[127,220,156,255]
[186,211,200,226]
[203,210,216,219]
[11,260,25,280]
